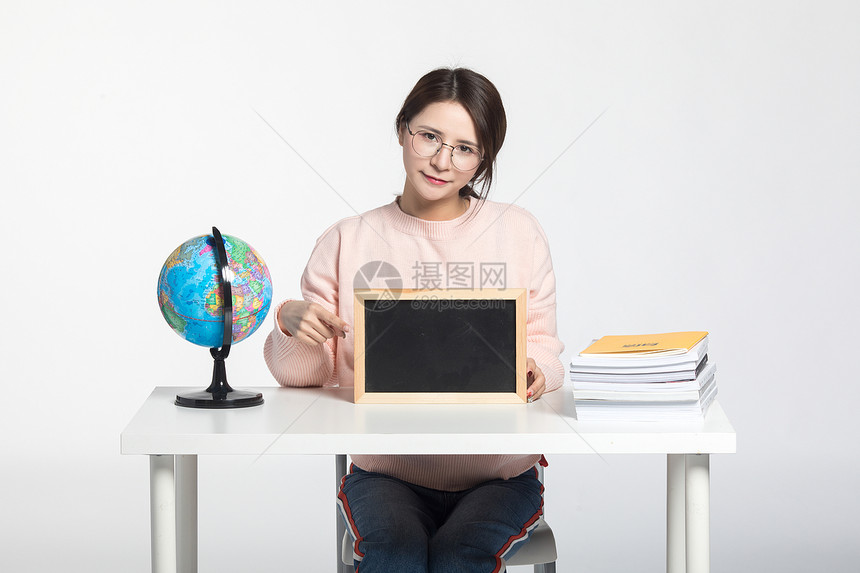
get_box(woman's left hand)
[526,357,546,403]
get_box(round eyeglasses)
[405,122,483,171]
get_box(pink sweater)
[263,197,565,491]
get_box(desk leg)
[149,455,198,573]
[685,454,710,573]
[150,455,177,573]
[667,454,686,573]
[176,455,198,573]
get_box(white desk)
[121,386,736,573]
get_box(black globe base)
[175,346,264,409]
[175,388,264,409]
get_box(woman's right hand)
[277,300,350,346]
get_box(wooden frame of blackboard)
[353,288,527,404]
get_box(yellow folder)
[580,331,708,356]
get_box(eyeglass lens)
[411,131,481,171]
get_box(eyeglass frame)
[404,121,484,172]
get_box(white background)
[2,1,858,571]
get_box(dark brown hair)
[395,67,507,200]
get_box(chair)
[335,455,558,572]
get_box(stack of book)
[569,331,716,422]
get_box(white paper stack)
[570,333,717,422]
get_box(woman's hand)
[526,357,546,402]
[277,301,350,346]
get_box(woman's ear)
[397,123,405,147]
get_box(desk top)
[121,386,736,456]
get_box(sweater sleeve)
[263,227,342,387]
[527,223,566,393]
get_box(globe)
[157,232,273,348]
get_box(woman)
[264,67,564,572]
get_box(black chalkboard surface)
[354,289,527,403]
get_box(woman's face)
[399,101,481,217]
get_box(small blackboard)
[353,289,527,403]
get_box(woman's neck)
[397,192,470,221]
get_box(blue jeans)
[337,465,544,573]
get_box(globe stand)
[175,227,264,409]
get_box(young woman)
[264,67,565,572]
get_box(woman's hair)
[395,67,507,200]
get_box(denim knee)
[339,467,434,571]
[357,520,428,562]
[428,529,496,573]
